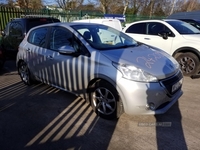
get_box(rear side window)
[3,22,11,35]
[9,21,23,36]
[28,27,48,47]
[125,23,146,34]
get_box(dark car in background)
[177,19,200,31]
[1,15,60,59]
[0,46,5,69]
[167,11,200,30]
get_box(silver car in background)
[16,22,183,120]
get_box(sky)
[0,0,93,5]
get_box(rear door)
[26,26,50,82]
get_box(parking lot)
[0,60,200,150]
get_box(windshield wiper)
[118,44,138,48]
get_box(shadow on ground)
[0,62,118,150]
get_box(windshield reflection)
[167,20,200,34]
[72,24,138,50]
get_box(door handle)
[144,38,150,40]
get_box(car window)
[147,22,173,36]
[125,23,146,34]
[27,27,48,47]
[72,24,138,50]
[98,28,122,45]
[181,20,200,30]
[77,26,121,45]
[166,20,200,34]
[9,21,23,36]
[3,22,10,35]
[147,22,164,35]
[50,27,73,51]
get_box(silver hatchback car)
[16,22,183,120]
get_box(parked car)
[167,11,200,30]
[73,18,123,31]
[1,15,60,59]
[16,22,183,120]
[174,19,200,31]
[123,19,200,77]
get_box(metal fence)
[0,6,166,31]
[0,7,106,31]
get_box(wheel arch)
[87,74,117,97]
[86,74,124,119]
[172,47,200,60]
[86,74,124,113]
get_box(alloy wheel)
[92,87,116,115]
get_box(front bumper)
[117,70,183,115]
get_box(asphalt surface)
[0,60,200,150]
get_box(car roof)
[167,11,200,20]
[129,19,182,23]
[10,15,60,22]
[125,19,182,25]
[28,22,108,31]
[122,19,184,31]
[31,22,103,27]
[179,18,200,22]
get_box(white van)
[73,18,123,31]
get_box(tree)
[6,0,15,7]
[126,0,144,15]
[99,0,110,14]
[13,0,43,9]
[92,0,130,14]
[169,0,200,14]
[55,0,84,10]
[139,0,153,16]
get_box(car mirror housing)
[1,31,5,36]
[58,45,76,55]
[158,31,168,40]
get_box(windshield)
[166,20,200,34]
[71,24,138,50]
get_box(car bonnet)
[100,44,179,80]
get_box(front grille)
[160,70,183,96]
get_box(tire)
[18,61,33,85]
[89,80,123,120]
[174,52,200,76]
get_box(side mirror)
[58,45,81,57]
[158,31,168,40]
[58,45,76,55]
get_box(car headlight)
[113,62,158,82]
